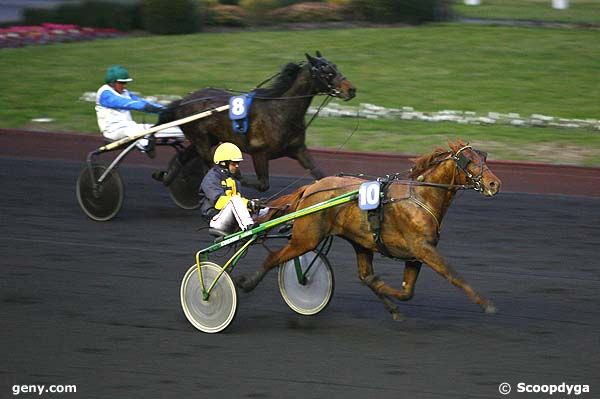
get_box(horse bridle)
[309,58,346,98]
[451,145,487,193]
[412,145,488,192]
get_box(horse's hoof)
[234,275,256,293]
[391,311,406,322]
[484,303,497,314]
[151,170,166,182]
[233,275,249,290]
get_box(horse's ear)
[316,50,322,58]
[457,139,469,149]
[305,53,317,65]
[448,139,458,152]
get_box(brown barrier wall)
[2,129,599,197]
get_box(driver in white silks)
[199,143,262,234]
[95,65,183,156]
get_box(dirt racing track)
[1,129,599,398]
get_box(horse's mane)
[408,140,467,179]
[254,62,303,98]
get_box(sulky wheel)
[76,164,124,222]
[167,154,205,210]
[180,262,238,333]
[278,252,334,316]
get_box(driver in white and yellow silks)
[199,143,260,233]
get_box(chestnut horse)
[158,51,356,192]
[235,140,502,320]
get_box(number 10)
[358,181,380,210]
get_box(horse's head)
[305,51,356,101]
[448,141,502,197]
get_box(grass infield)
[1,24,599,165]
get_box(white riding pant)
[102,121,184,141]
[210,196,254,232]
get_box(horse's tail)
[256,185,309,223]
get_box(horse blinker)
[305,52,355,100]
[455,152,471,170]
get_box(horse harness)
[360,145,487,259]
[366,178,396,258]
[364,178,440,259]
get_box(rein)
[260,94,357,204]
[336,172,473,191]
[272,146,485,209]
[305,95,332,128]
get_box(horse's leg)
[401,260,422,298]
[191,137,215,167]
[234,224,324,292]
[352,243,404,321]
[355,247,424,320]
[159,133,212,182]
[160,144,200,185]
[180,144,201,164]
[240,152,269,192]
[415,243,496,313]
[291,146,324,179]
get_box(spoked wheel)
[278,252,334,316]
[167,154,206,210]
[76,164,124,222]
[180,262,238,333]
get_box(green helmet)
[105,65,133,84]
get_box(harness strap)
[409,196,440,230]
[384,183,442,237]
[366,180,396,259]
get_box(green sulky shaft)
[198,189,359,256]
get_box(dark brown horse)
[235,140,502,320]
[158,52,356,191]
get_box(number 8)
[231,97,245,116]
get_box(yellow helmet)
[213,142,243,164]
